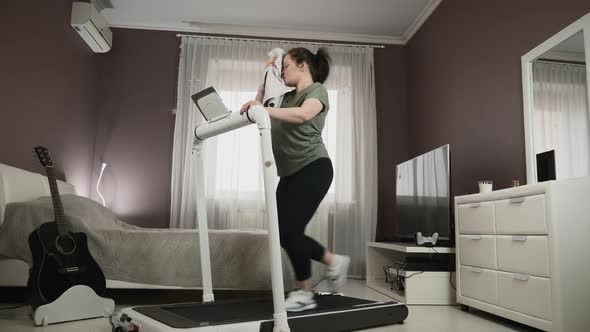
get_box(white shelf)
[367,241,455,253]
[367,279,406,302]
[366,241,456,305]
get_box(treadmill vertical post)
[251,105,291,332]
[193,111,256,304]
[192,141,214,303]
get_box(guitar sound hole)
[55,235,76,255]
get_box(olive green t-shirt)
[271,82,330,177]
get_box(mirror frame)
[521,12,590,184]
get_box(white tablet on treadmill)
[191,87,230,121]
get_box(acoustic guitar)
[27,146,106,308]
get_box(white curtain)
[170,37,378,278]
[396,146,449,198]
[533,61,590,179]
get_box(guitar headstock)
[33,146,53,167]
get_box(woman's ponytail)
[313,47,331,84]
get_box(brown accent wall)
[374,46,408,241]
[0,1,406,233]
[92,28,179,228]
[90,29,406,229]
[406,0,590,199]
[0,1,98,195]
[9,1,587,239]
[92,34,407,230]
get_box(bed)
[0,163,324,290]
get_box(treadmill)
[111,87,408,332]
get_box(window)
[211,90,338,194]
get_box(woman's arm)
[255,86,264,103]
[266,98,324,124]
[241,98,324,124]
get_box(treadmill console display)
[191,87,230,121]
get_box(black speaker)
[536,150,556,182]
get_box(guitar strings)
[47,166,72,270]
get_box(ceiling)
[541,31,587,63]
[552,31,585,53]
[99,0,443,45]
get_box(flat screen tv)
[393,144,453,246]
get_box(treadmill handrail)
[192,104,290,331]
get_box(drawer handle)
[513,273,529,281]
[512,235,528,242]
[470,268,483,273]
[468,203,481,208]
[469,236,482,240]
[509,197,526,204]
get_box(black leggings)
[277,158,333,281]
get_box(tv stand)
[366,242,456,305]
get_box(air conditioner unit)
[71,2,112,53]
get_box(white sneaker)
[285,290,317,312]
[326,254,350,292]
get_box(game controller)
[415,232,439,246]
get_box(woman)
[241,47,350,312]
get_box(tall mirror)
[522,13,590,184]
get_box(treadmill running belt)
[163,297,273,325]
[133,294,393,328]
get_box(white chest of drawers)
[455,177,590,332]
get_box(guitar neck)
[45,166,68,235]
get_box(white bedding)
[0,163,324,290]
[0,164,75,224]
[0,195,309,289]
